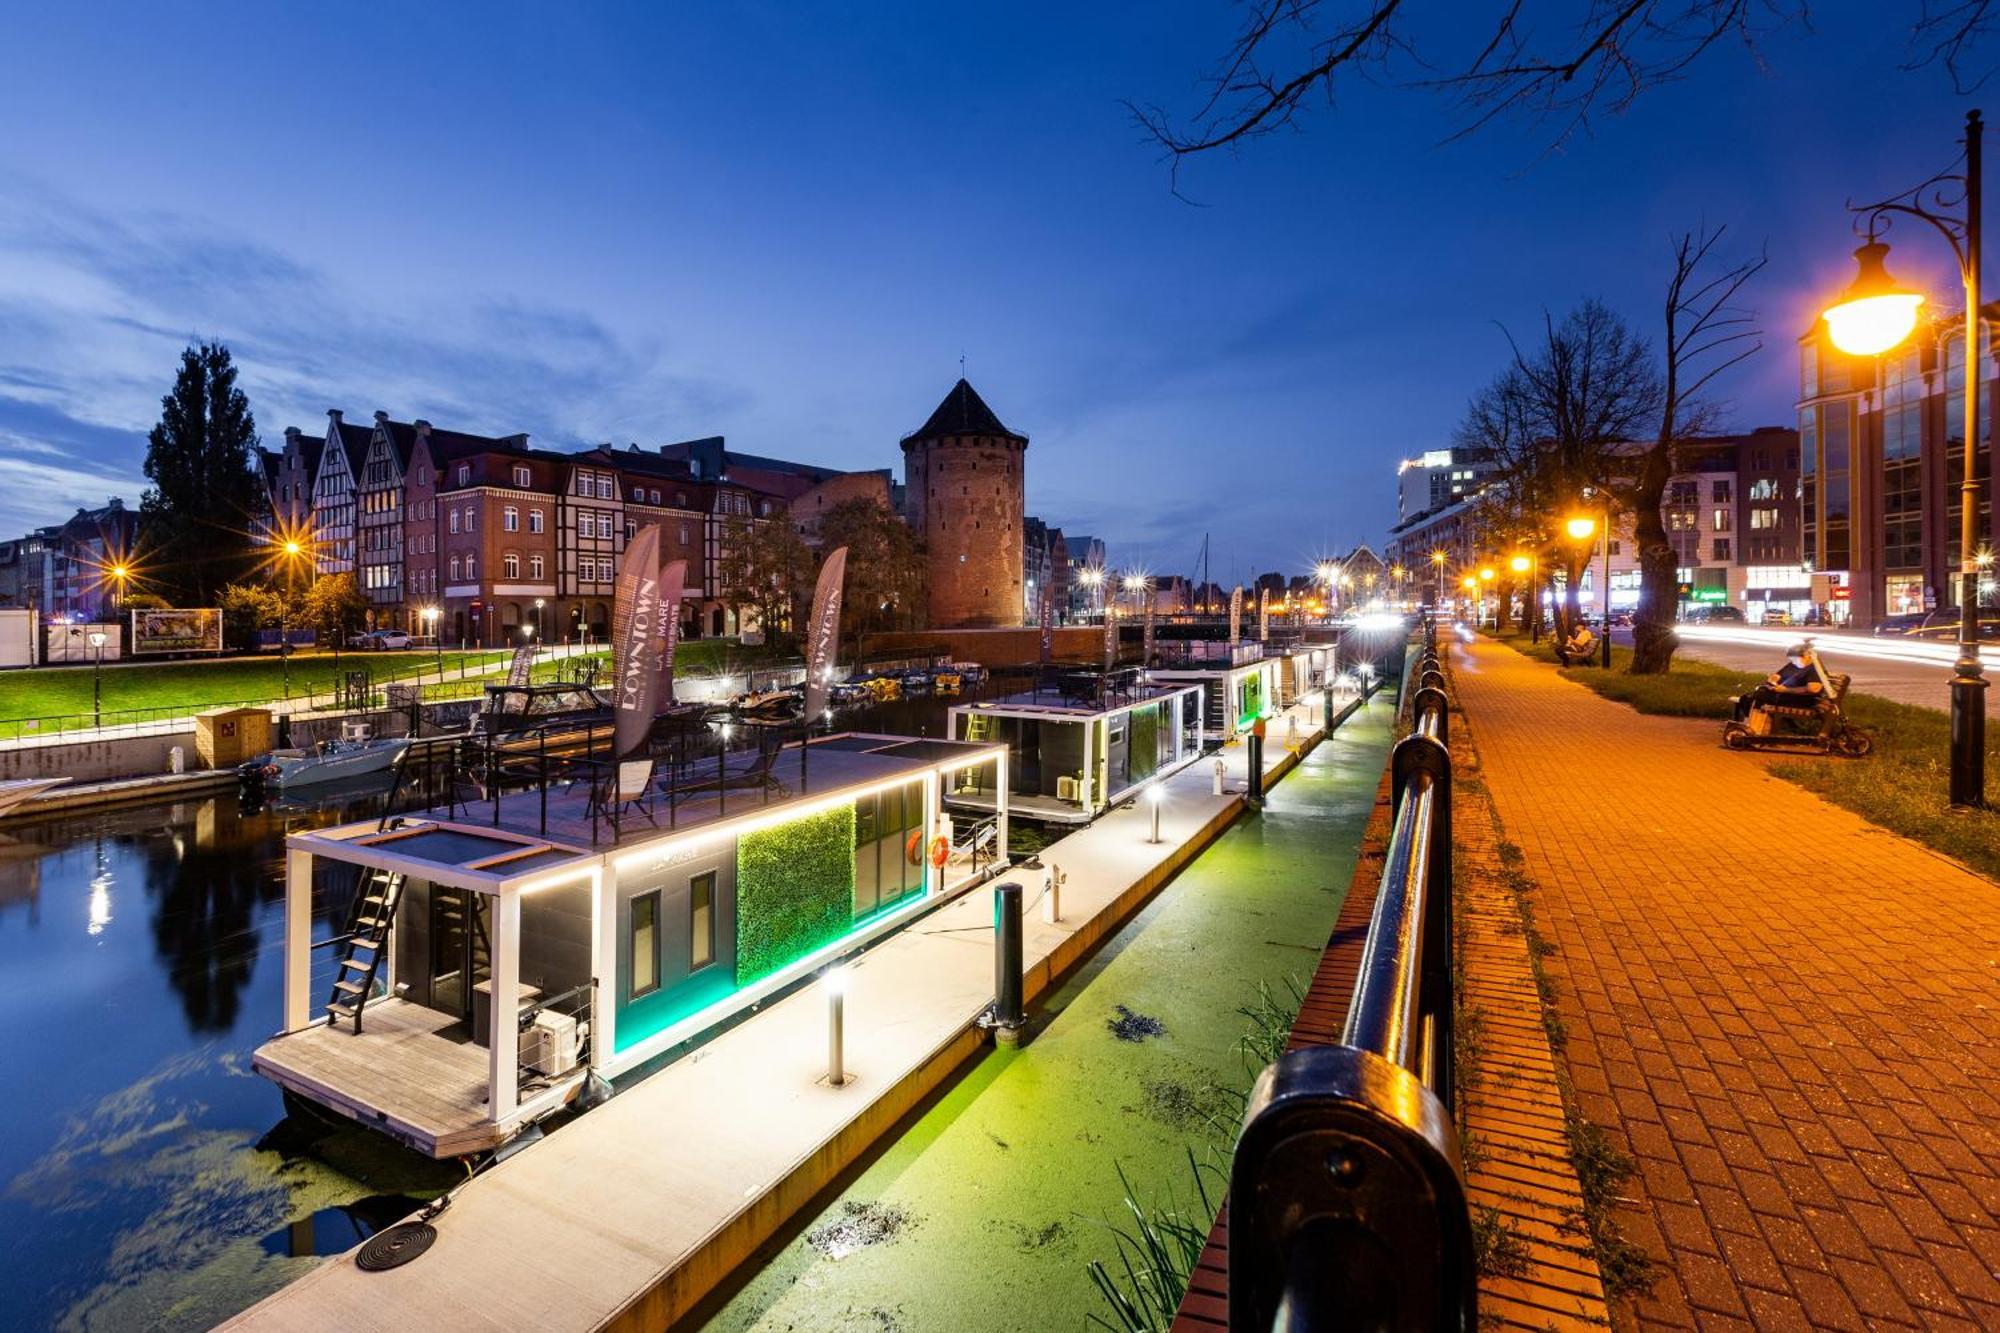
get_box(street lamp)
[87,630,106,727]
[534,596,546,645]
[423,605,441,672]
[1822,109,1987,807]
[1080,566,1105,620]
[1430,549,1448,611]
[1510,553,1539,642]
[1565,510,1613,667]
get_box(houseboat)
[1148,641,1282,742]
[944,670,1206,825]
[252,731,1009,1158]
[1271,642,1337,710]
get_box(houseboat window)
[631,893,660,998]
[690,872,716,971]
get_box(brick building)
[901,379,1027,628]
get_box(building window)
[530,554,544,579]
[449,509,460,535]
[503,506,519,532]
[1713,539,1732,561]
[690,871,716,970]
[650,488,661,504]
[596,476,614,499]
[528,509,544,533]
[575,470,592,496]
[513,465,530,487]
[1712,480,1732,503]
[450,554,462,581]
[456,465,470,487]
[598,514,614,539]
[504,553,520,579]
[630,893,659,998]
[1713,508,1731,532]
[578,513,593,539]
[625,521,636,540]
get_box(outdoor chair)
[588,757,659,828]
[673,744,793,802]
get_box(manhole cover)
[356,1221,437,1271]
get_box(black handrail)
[1229,624,1476,1331]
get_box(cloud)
[0,175,755,536]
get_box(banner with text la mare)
[611,523,664,760]
[658,558,687,704]
[131,608,222,655]
[803,546,848,724]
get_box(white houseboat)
[253,731,1009,1158]
[944,670,1206,825]
[1148,641,1282,743]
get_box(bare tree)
[1457,301,1663,640]
[1135,3,1994,178]
[1623,227,1766,673]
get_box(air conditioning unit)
[1056,775,1079,801]
[520,1009,581,1076]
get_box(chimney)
[501,433,530,451]
[284,426,301,445]
[326,409,343,424]
[374,410,390,428]
[414,419,432,436]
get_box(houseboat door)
[429,888,489,1021]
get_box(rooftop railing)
[1228,617,1475,1330]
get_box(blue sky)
[0,2,1986,584]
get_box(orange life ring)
[929,835,951,869]
[905,830,924,865]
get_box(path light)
[824,965,850,1088]
[1147,781,1166,844]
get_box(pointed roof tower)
[902,378,1027,445]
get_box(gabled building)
[314,412,367,574]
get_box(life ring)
[905,830,924,865]
[929,835,951,869]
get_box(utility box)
[194,706,273,769]
[0,609,40,667]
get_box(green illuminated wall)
[736,803,858,984]
[1238,670,1264,726]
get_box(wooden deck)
[252,998,579,1158]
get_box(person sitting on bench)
[1556,622,1597,666]
[1732,644,1823,721]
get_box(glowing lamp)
[283,541,303,557]
[1509,555,1531,573]
[1822,240,1924,356]
[1566,517,1596,541]
[1461,575,1478,591]
[1478,567,1495,582]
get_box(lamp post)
[423,605,441,672]
[1316,562,1338,623]
[280,538,307,699]
[87,631,106,727]
[1430,549,1448,614]
[534,596,546,645]
[1477,566,1496,630]
[1080,566,1105,621]
[1822,109,1986,807]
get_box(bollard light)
[824,965,850,1087]
[1042,862,1062,924]
[1147,782,1166,844]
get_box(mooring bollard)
[1247,724,1266,810]
[824,966,850,1088]
[992,881,1025,1045]
[1042,862,1062,924]
[1213,757,1227,796]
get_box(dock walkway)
[223,689,1360,1331]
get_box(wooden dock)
[253,997,585,1158]
[222,693,1351,1332]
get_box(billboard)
[131,608,223,655]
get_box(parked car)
[1873,611,1930,637]
[1905,610,2000,642]
[1684,604,1745,624]
[1759,608,1794,627]
[349,629,413,651]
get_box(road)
[1622,624,2000,716]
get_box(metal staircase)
[327,869,405,1032]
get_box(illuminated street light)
[1822,239,1925,356]
[1565,516,1596,542]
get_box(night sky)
[0,2,1986,582]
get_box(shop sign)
[1689,587,1727,604]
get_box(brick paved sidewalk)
[1451,635,2000,1332]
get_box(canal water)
[703,696,1396,1332]
[0,686,988,1331]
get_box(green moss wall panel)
[736,803,858,984]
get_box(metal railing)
[1229,618,1476,1330]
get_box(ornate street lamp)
[1565,510,1613,668]
[1821,109,1987,806]
[1510,553,1540,642]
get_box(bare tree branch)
[1910,0,2000,90]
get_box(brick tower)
[901,379,1027,628]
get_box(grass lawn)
[0,639,799,733]
[1489,630,2000,882]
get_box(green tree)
[817,497,927,655]
[299,572,366,648]
[218,582,287,651]
[716,514,813,645]
[140,341,263,605]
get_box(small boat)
[263,724,411,790]
[732,688,802,720]
[0,777,69,819]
